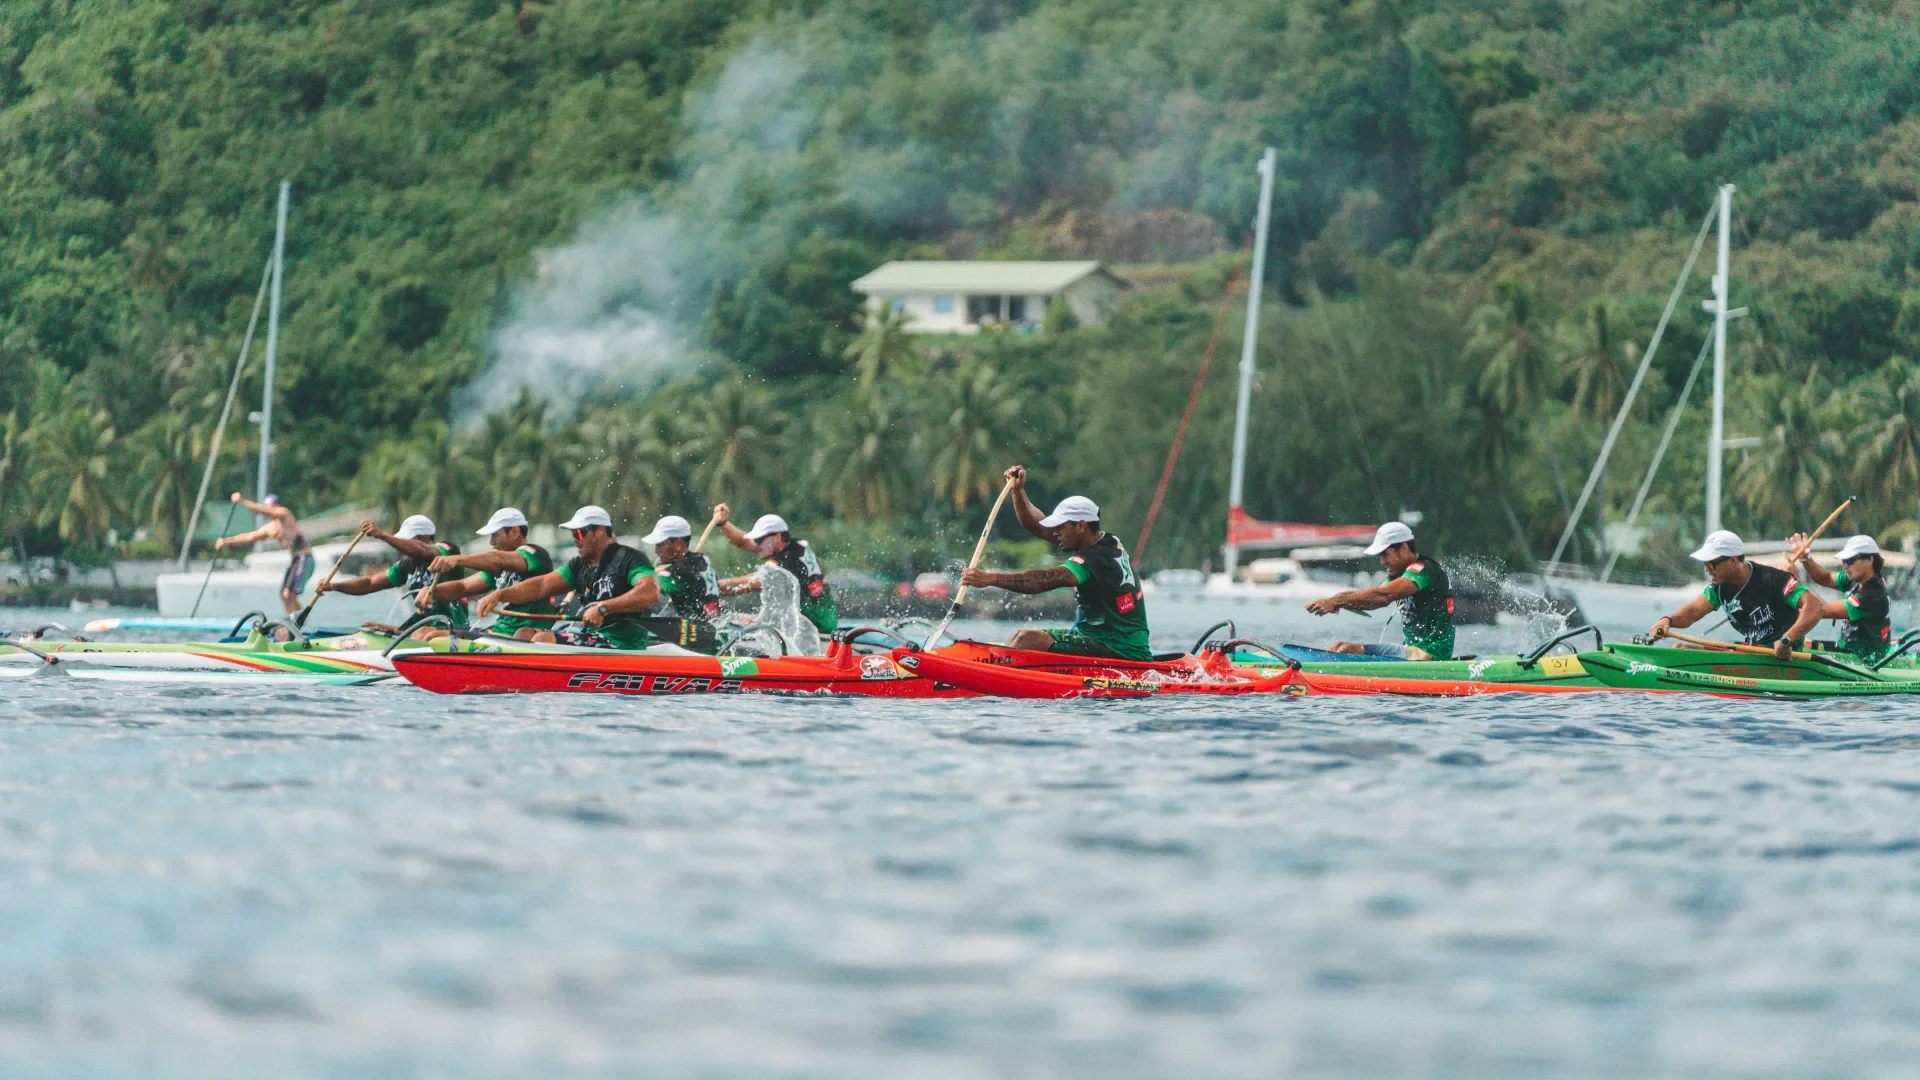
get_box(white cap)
[1037,496,1100,528]
[641,515,693,545]
[1837,534,1881,561]
[743,514,791,541]
[476,507,529,535]
[1689,529,1744,562]
[559,505,614,531]
[1364,521,1415,555]
[394,515,436,540]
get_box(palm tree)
[1857,356,1920,537]
[0,411,28,559]
[843,305,920,389]
[925,360,1027,510]
[349,424,478,528]
[811,389,918,519]
[1560,299,1636,422]
[574,403,682,525]
[1732,369,1848,531]
[1469,279,1552,416]
[28,403,119,543]
[681,379,783,506]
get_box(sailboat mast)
[1224,147,1277,577]
[1705,183,1733,536]
[256,180,290,503]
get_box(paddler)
[1649,529,1823,660]
[958,466,1152,661]
[316,515,471,629]
[212,492,313,614]
[412,508,559,641]
[475,505,661,650]
[715,506,838,632]
[635,513,722,654]
[1304,521,1455,660]
[1785,532,1892,663]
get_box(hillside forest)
[6,0,1920,582]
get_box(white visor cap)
[642,515,693,545]
[395,515,437,540]
[1364,521,1416,555]
[1689,529,1745,562]
[476,507,529,535]
[1037,496,1101,528]
[743,514,791,542]
[559,505,614,531]
[1837,534,1882,561]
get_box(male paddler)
[1304,521,1455,660]
[634,513,723,654]
[213,492,313,614]
[475,505,661,650]
[1649,529,1823,660]
[958,465,1152,661]
[414,508,559,640]
[1785,532,1892,663]
[715,506,838,632]
[316,514,470,628]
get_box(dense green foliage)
[6,0,1920,578]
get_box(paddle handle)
[1788,496,1857,565]
[1666,629,1813,662]
[294,529,365,627]
[694,511,721,554]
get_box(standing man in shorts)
[213,492,313,615]
[959,465,1151,661]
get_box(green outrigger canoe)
[1576,641,1920,699]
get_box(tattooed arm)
[960,565,1079,595]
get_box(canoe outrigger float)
[1573,638,1920,699]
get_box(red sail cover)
[1227,506,1378,550]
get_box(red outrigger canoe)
[390,635,1266,697]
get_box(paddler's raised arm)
[1000,465,1051,539]
[360,519,438,562]
[961,563,1077,594]
[429,548,527,575]
[713,503,756,552]
[1785,532,1839,588]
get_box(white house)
[849,260,1125,334]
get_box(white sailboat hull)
[153,541,426,624]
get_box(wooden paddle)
[1665,629,1814,662]
[293,529,365,628]
[495,608,563,621]
[1786,495,1858,566]
[693,509,721,554]
[924,477,1017,648]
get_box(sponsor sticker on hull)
[565,672,747,693]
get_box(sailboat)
[152,183,409,624]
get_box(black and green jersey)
[478,543,557,635]
[655,552,721,623]
[1393,555,1455,661]
[772,539,836,632]
[1060,533,1151,661]
[385,540,471,626]
[557,542,657,650]
[1839,575,1892,661]
[1703,561,1810,645]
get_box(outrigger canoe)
[390,630,1287,697]
[0,618,419,685]
[1576,643,1920,699]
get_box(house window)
[891,297,908,314]
[967,295,1006,323]
[932,295,955,314]
[1006,296,1027,323]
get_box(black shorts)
[635,617,720,655]
[1042,629,1125,659]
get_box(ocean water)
[3,610,1919,1077]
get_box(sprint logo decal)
[566,672,746,693]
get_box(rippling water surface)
[4,612,1920,1078]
